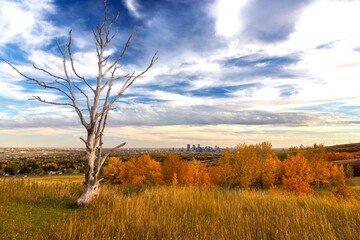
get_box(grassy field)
[21,174,84,183]
[0,176,359,240]
[348,176,360,191]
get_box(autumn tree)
[162,153,194,186]
[191,159,211,187]
[103,157,122,184]
[216,148,233,188]
[282,154,314,194]
[330,164,352,198]
[1,0,157,206]
[214,142,277,189]
[162,153,182,185]
[308,156,331,187]
[259,156,282,189]
[119,154,162,186]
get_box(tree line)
[104,142,355,198]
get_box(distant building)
[185,143,223,153]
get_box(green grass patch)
[0,179,83,239]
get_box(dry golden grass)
[0,178,359,240]
[23,174,84,183]
[348,176,360,190]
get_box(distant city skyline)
[1,0,360,148]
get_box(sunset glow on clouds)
[1,0,360,148]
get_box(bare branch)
[33,64,67,81]
[103,30,137,76]
[74,83,91,114]
[100,66,129,92]
[67,30,83,80]
[101,55,110,67]
[1,57,76,101]
[29,96,74,106]
[56,38,65,56]
[80,137,90,149]
[94,142,126,176]
[106,52,158,109]
[106,12,119,43]
[67,30,95,93]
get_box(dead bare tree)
[1,0,157,206]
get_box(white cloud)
[122,0,142,19]
[279,0,360,105]
[0,82,26,101]
[0,62,27,82]
[0,0,61,50]
[288,0,360,50]
[210,0,248,38]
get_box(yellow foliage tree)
[282,154,314,194]
[230,143,263,189]
[217,148,233,188]
[308,157,331,186]
[330,164,352,198]
[217,142,277,189]
[192,159,211,187]
[260,156,282,189]
[119,154,162,186]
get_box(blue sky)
[1,0,360,148]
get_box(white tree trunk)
[75,132,99,207]
[1,0,157,208]
[75,179,100,207]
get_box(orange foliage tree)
[327,152,354,161]
[162,154,211,187]
[162,154,181,185]
[282,154,314,194]
[103,157,123,184]
[118,154,162,186]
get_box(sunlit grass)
[22,174,84,183]
[0,177,359,240]
[348,176,360,190]
[0,178,82,239]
